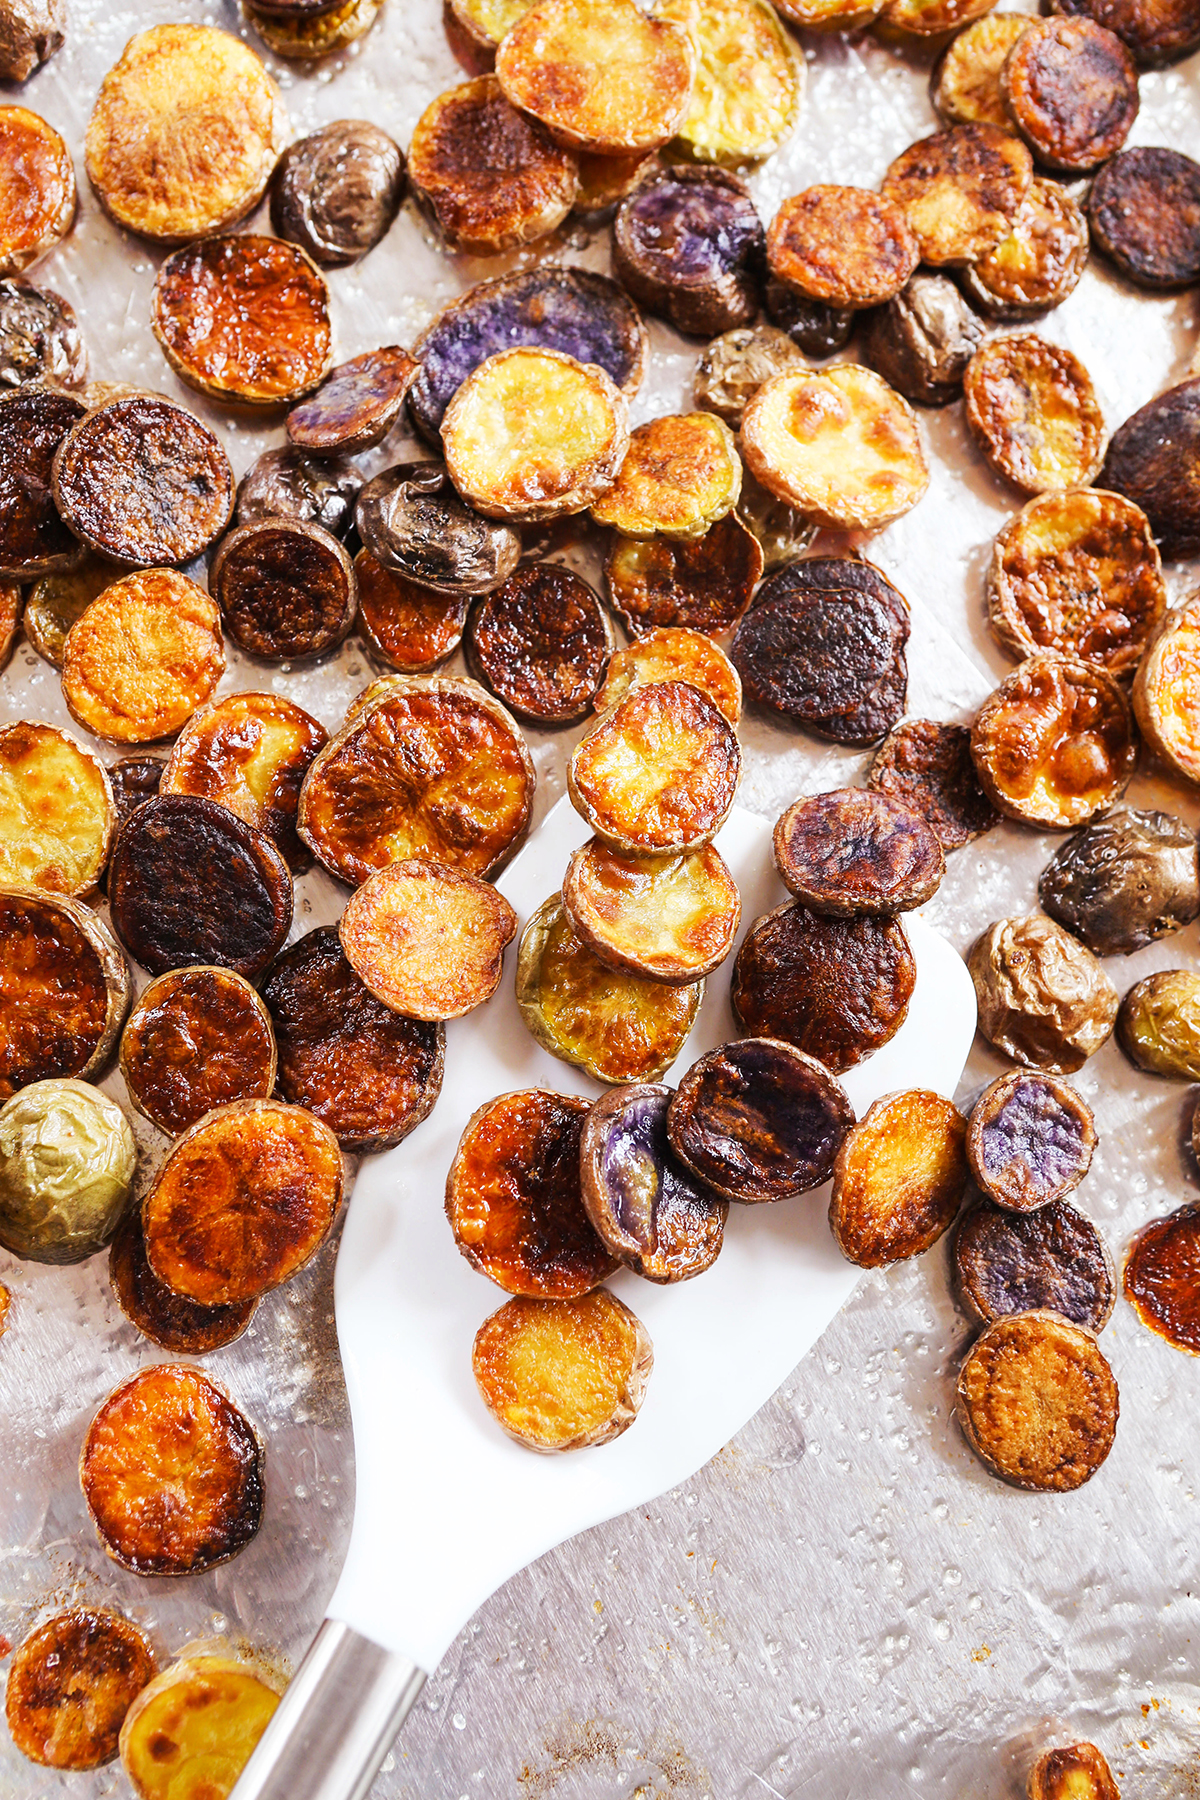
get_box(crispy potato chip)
[956,1310,1118,1490]
[591,412,741,539]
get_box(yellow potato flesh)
[591,412,741,539]
[474,1292,643,1450]
[455,0,536,41]
[934,16,1031,126]
[656,0,800,161]
[0,725,110,895]
[1138,608,1200,782]
[121,1658,278,1800]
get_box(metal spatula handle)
[230,1618,427,1800]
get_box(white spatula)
[232,798,977,1800]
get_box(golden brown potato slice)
[110,1210,257,1354]
[961,177,1089,319]
[442,348,630,522]
[594,627,742,726]
[0,105,74,277]
[0,721,113,897]
[0,888,130,1102]
[340,859,517,1021]
[298,675,535,885]
[591,411,741,539]
[473,1289,653,1452]
[449,0,535,48]
[605,513,764,638]
[60,570,224,745]
[956,1309,1119,1490]
[878,0,995,33]
[356,551,469,673]
[562,836,740,982]
[5,1609,155,1770]
[0,579,20,673]
[1002,17,1138,172]
[81,1364,264,1574]
[143,1098,343,1306]
[569,680,741,854]
[1027,1743,1120,1800]
[829,1090,968,1267]
[1134,598,1200,782]
[24,557,116,669]
[655,0,803,164]
[496,0,696,154]
[932,13,1030,125]
[882,123,1033,265]
[741,364,929,529]
[85,24,287,244]
[120,1657,280,1800]
[972,653,1135,829]
[964,335,1107,494]
[246,0,381,58]
[767,187,919,309]
[774,0,882,29]
[574,148,658,213]
[120,966,277,1136]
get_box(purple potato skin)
[581,1083,727,1283]
[409,267,647,441]
[954,1198,1116,1330]
[967,1071,1096,1213]
[614,167,766,339]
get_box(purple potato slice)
[287,347,419,457]
[580,1083,728,1282]
[773,787,944,916]
[614,165,765,339]
[966,1069,1097,1212]
[954,1196,1116,1330]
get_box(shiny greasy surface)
[109,1212,257,1355]
[1134,597,1200,779]
[1002,17,1139,172]
[0,386,84,577]
[613,167,765,339]
[0,889,112,1100]
[467,564,610,724]
[119,1656,280,1800]
[1038,805,1200,956]
[60,570,224,745]
[1124,1203,1200,1352]
[966,1069,1096,1212]
[1028,1741,1122,1800]
[829,1089,968,1267]
[0,719,111,895]
[881,122,1033,264]
[604,513,762,638]
[955,1310,1119,1491]
[964,335,1107,494]
[562,837,740,983]
[868,717,999,849]
[580,1084,727,1284]
[767,186,918,309]
[968,913,1119,1073]
[4,1608,155,1770]
[568,680,740,853]
[859,271,984,407]
[355,552,468,672]
[271,118,404,267]
[955,1198,1115,1331]
[472,1289,651,1453]
[970,653,1136,829]
[0,104,74,276]
[211,520,355,663]
[772,787,944,916]
[120,967,276,1137]
[237,445,359,541]
[80,1365,264,1574]
[287,347,418,455]
[594,626,742,726]
[357,461,521,593]
[592,411,741,541]
[340,858,517,1020]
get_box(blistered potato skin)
[830,1090,968,1267]
[881,123,1033,266]
[0,887,129,1101]
[473,1289,652,1452]
[110,1211,257,1354]
[563,836,740,983]
[964,334,1106,495]
[695,325,808,428]
[859,272,984,408]
[271,119,405,268]
[357,461,522,596]
[61,570,225,746]
[119,1656,281,1800]
[968,913,1119,1073]
[605,514,763,639]
[340,859,517,1021]
[591,411,742,541]
[956,1309,1118,1491]
[656,0,802,165]
[970,653,1136,830]
[1039,805,1200,957]
[120,967,277,1137]
[4,1608,155,1771]
[1134,598,1200,782]
[0,106,75,277]
[0,721,113,898]
[0,0,65,83]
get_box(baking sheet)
[1,0,1200,1794]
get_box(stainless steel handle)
[229,1618,427,1800]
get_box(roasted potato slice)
[495,0,696,155]
[120,967,277,1137]
[152,235,332,408]
[613,165,766,338]
[143,1098,342,1306]
[473,1289,652,1451]
[931,13,1031,126]
[573,147,658,213]
[1027,1743,1121,1800]
[605,513,763,638]
[955,1198,1116,1332]
[967,1069,1095,1212]
[120,1656,280,1800]
[1101,378,1200,560]
[85,25,286,243]
[562,836,740,983]
[110,1210,257,1354]
[859,272,984,408]
[580,1083,728,1281]
[467,564,612,725]
[0,888,129,1102]
[987,488,1164,675]
[5,1609,155,1770]
[1124,1203,1200,1352]
[829,1090,968,1267]
[0,1078,136,1263]
[61,570,224,746]
[961,178,1089,319]
[446,1088,618,1295]
[1117,969,1200,1080]
[0,105,74,276]
[878,0,995,34]
[964,335,1106,494]
[287,348,418,457]
[0,0,64,82]
[655,0,802,164]
[0,721,113,897]
[17,563,100,668]
[298,675,534,884]
[517,895,702,1083]
[968,913,1119,1073]
[448,0,535,50]
[773,788,944,917]
[764,278,855,357]
[768,187,919,311]
[263,927,444,1152]
[694,325,808,428]
[0,579,20,672]
[1134,597,1200,782]
[356,553,468,673]
[1039,805,1200,957]
[340,859,517,1022]
[237,445,359,541]
[109,795,292,980]
[211,520,355,664]
[357,461,522,596]
[668,1036,854,1202]
[593,412,742,542]
[0,386,85,579]
[82,1364,264,1574]
[1002,18,1138,173]
[108,758,164,831]
[1088,147,1200,290]
[741,364,929,529]
[1048,0,1200,64]
[881,123,1033,265]
[568,680,740,854]
[868,719,1000,850]
[956,1310,1118,1490]
[594,627,741,726]
[970,653,1135,830]
[773,0,883,30]
[271,119,405,267]
[245,0,381,58]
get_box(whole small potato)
[0,0,65,82]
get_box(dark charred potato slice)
[262,927,444,1152]
[605,513,763,638]
[151,235,332,408]
[694,325,808,428]
[1028,1743,1121,1800]
[287,348,418,457]
[592,411,742,540]
[496,0,695,154]
[237,445,359,540]
[968,913,1119,1072]
[1124,1203,1200,1352]
[85,24,286,244]
[120,966,276,1136]
[964,335,1106,493]
[868,719,999,850]
[594,627,741,726]
[0,106,73,276]
[829,1090,968,1266]
[5,1609,155,1770]
[61,570,224,746]
[956,1309,1118,1490]
[768,187,918,310]
[340,859,517,1021]
[245,0,381,59]
[773,788,944,917]
[1088,147,1200,289]
[0,1077,136,1264]
[1134,598,1200,781]
[1049,0,1200,63]
[961,178,1090,319]
[613,166,765,338]
[562,836,740,983]
[764,278,855,358]
[0,386,85,578]
[298,675,534,884]
[1038,805,1200,956]
[0,0,64,83]
[1101,378,1200,560]
[732,900,915,1074]
[81,1364,264,1574]
[467,564,611,725]
[881,124,1033,266]
[1002,17,1138,172]
[51,396,234,569]
[987,488,1164,675]
[473,1289,652,1452]
[409,77,578,255]
[516,895,702,1083]
[119,1657,280,1800]
[970,654,1135,830]
[1117,969,1200,1079]
[409,267,646,442]
[0,720,113,897]
[110,1210,256,1353]
[858,272,984,408]
[967,1069,1096,1212]
[446,1088,618,1295]
[931,13,1032,126]
[356,551,468,672]
[668,1037,854,1203]
[143,1098,342,1305]
[568,680,740,854]
[109,795,292,980]
[0,888,129,1101]
[210,519,355,663]
[271,119,404,267]
[357,461,521,595]
[580,1083,727,1282]
[955,1198,1115,1331]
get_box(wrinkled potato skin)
[858,272,984,408]
[473,1289,652,1452]
[1001,17,1139,173]
[956,1309,1119,1490]
[829,1089,968,1267]
[694,325,808,428]
[4,1609,155,1771]
[1027,1742,1121,1800]
[1039,806,1200,956]
[964,335,1106,495]
[271,120,405,268]
[968,913,1119,1072]
[0,106,75,278]
[971,653,1136,830]
[0,0,65,82]
[1117,969,1200,1079]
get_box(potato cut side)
[563,835,741,983]
[741,363,929,529]
[474,1289,652,1452]
[496,0,696,154]
[773,787,944,916]
[246,0,381,58]
[956,1310,1118,1490]
[466,562,612,725]
[829,1089,968,1267]
[210,519,356,664]
[882,123,1032,265]
[450,0,536,46]
[85,24,287,243]
[580,1083,728,1282]
[971,653,1135,829]
[0,105,75,277]
[773,0,883,30]
[1002,17,1138,173]
[340,859,517,1021]
[0,887,130,1102]
[443,347,630,522]
[594,627,742,726]
[961,177,1089,320]
[655,0,803,164]
[0,721,113,897]
[355,551,468,673]
[110,1211,258,1354]
[767,186,918,309]
[5,1608,155,1770]
[120,966,277,1137]
[965,335,1107,494]
[120,1657,280,1800]
[591,411,741,539]
[932,12,1031,126]
[879,0,995,35]
[605,513,763,639]
[1133,597,1200,784]
[574,148,656,213]
[966,1068,1095,1213]
[1027,1742,1120,1800]
[61,570,224,745]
